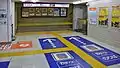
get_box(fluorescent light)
[20,0,39,2]
[73,1,82,4]
[20,0,27,2]
[31,0,39,2]
[73,0,93,4]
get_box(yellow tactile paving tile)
[16,31,72,36]
[0,47,71,58]
[51,32,107,68]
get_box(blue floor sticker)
[0,61,10,68]
[39,38,67,49]
[64,36,120,66]
[45,51,92,68]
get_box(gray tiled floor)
[0,32,120,68]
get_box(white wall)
[0,0,9,42]
[0,0,12,42]
[88,0,120,48]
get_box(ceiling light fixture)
[20,0,27,2]
[31,0,39,2]
[73,0,93,4]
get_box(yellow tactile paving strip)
[51,32,107,68]
[16,31,72,36]
[0,48,71,58]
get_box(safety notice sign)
[39,38,67,49]
[64,36,120,66]
[45,51,92,68]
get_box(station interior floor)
[0,31,120,68]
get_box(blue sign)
[64,36,120,66]
[0,61,10,68]
[45,51,92,68]
[39,38,67,49]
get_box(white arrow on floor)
[69,37,86,45]
[43,39,56,48]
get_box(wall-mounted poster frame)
[61,8,67,16]
[111,5,120,28]
[35,8,42,16]
[28,8,35,17]
[47,8,54,16]
[53,8,60,16]
[21,2,69,18]
[88,7,97,25]
[98,7,109,26]
[22,7,29,17]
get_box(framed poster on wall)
[35,8,42,16]
[61,8,67,16]
[29,8,35,17]
[98,7,109,26]
[54,8,60,16]
[89,7,97,25]
[47,8,54,16]
[111,5,120,28]
[41,8,48,16]
[22,8,29,17]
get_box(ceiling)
[12,0,83,3]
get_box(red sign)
[11,41,32,49]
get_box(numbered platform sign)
[39,38,67,49]
[45,51,92,68]
[64,36,120,66]
[0,61,10,68]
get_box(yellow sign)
[112,5,120,28]
[98,7,109,25]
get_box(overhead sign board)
[23,3,69,8]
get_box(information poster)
[61,8,67,16]
[98,7,109,26]
[29,8,35,16]
[54,8,60,16]
[35,8,41,16]
[22,8,29,17]
[89,8,97,24]
[112,5,120,28]
[41,8,47,16]
[47,8,54,16]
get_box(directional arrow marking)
[69,37,86,45]
[43,39,56,48]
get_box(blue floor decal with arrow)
[45,51,92,68]
[39,38,67,49]
[64,36,120,66]
[0,61,10,68]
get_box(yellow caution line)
[16,31,72,36]
[51,32,107,68]
[0,48,71,58]
[16,32,51,36]
[19,22,72,27]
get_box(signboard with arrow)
[39,38,67,49]
[64,36,120,66]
